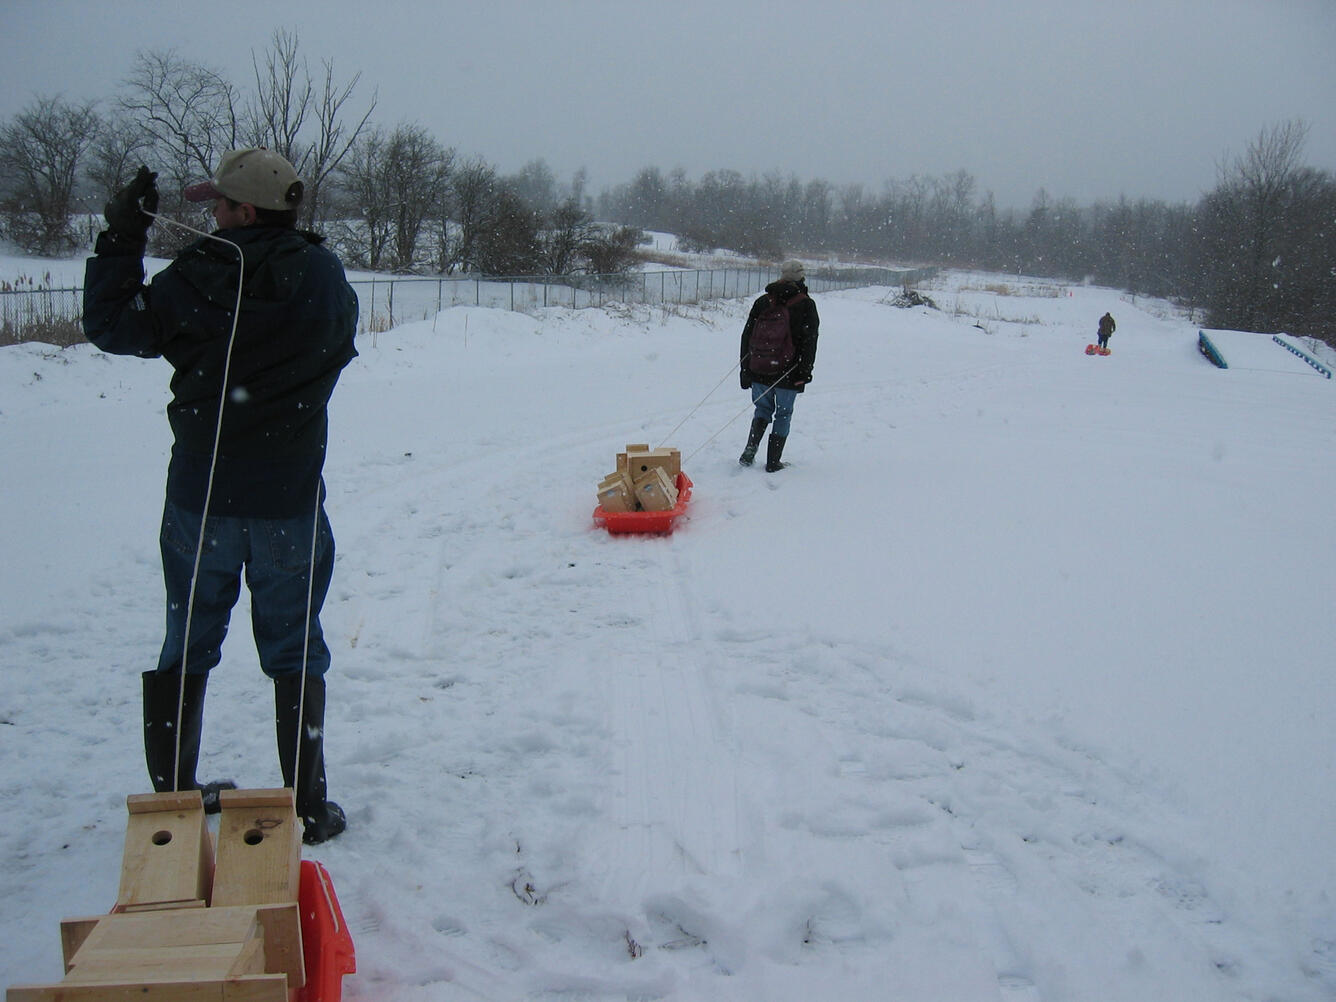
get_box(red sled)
[594,471,693,535]
[1086,344,1111,356]
[298,859,357,1001]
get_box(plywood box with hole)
[116,792,214,912]
[633,467,678,511]
[5,789,307,1002]
[211,789,301,907]
[596,472,636,513]
[623,445,680,482]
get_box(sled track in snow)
[601,542,748,900]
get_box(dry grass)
[0,316,85,348]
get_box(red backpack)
[748,292,805,377]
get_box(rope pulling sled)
[591,357,796,535]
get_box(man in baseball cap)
[84,147,355,845]
[185,147,305,214]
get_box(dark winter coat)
[1098,313,1116,337]
[739,279,820,392]
[83,225,359,517]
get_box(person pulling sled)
[738,260,820,471]
[1097,311,1115,351]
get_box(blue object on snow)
[1198,331,1228,369]
[1272,335,1332,379]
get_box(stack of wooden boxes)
[8,789,306,1001]
[597,444,681,513]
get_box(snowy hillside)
[1,264,1333,1001]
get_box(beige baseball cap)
[184,148,304,211]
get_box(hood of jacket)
[172,226,327,311]
[765,278,806,302]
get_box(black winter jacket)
[740,279,819,392]
[83,226,359,517]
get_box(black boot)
[142,670,235,813]
[764,433,788,472]
[274,673,346,845]
[739,417,768,466]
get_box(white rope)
[655,358,744,450]
[680,361,798,466]
[144,208,324,805]
[293,476,325,787]
[141,210,245,793]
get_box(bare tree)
[304,57,376,228]
[474,183,540,275]
[245,28,376,227]
[580,224,643,275]
[118,49,240,250]
[334,123,451,272]
[627,166,668,227]
[568,166,589,209]
[0,96,100,254]
[510,159,558,213]
[386,125,452,272]
[538,198,599,274]
[433,155,498,274]
[1206,119,1312,331]
[245,27,311,163]
[86,110,151,196]
[331,127,393,269]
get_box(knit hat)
[780,259,805,282]
[184,148,304,211]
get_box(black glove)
[103,166,159,242]
[794,371,812,386]
[740,370,752,390]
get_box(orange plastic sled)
[594,472,693,534]
[297,859,357,1001]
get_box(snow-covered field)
[1,255,1333,1001]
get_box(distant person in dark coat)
[83,149,358,844]
[738,259,820,471]
[1098,312,1116,350]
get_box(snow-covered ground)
[1,257,1333,1001]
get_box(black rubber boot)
[142,670,235,813]
[764,433,788,472]
[739,418,768,466]
[274,673,346,845]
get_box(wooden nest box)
[8,788,307,1001]
[597,444,681,513]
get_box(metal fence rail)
[1,265,936,345]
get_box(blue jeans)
[156,498,334,679]
[751,384,798,437]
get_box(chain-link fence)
[351,266,936,334]
[1,265,937,345]
[0,286,85,347]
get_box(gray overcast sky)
[3,0,1334,210]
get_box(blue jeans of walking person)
[156,497,335,679]
[751,384,798,437]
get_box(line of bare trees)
[596,121,1334,344]
[0,29,642,276]
[1,35,1330,344]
